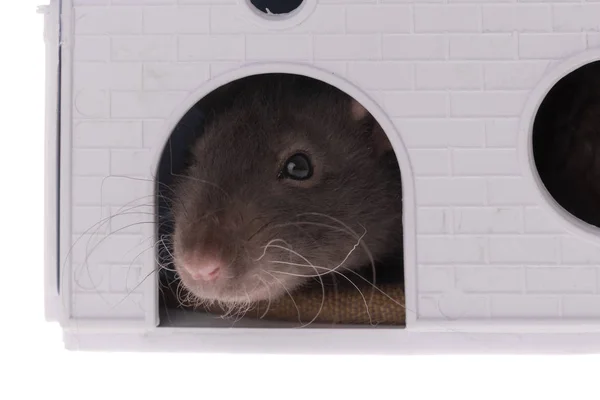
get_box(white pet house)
[41,0,600,353]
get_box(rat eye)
[280,153,313,180]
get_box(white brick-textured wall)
[67,0,600,323]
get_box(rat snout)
[176,231,234,283]
[180,251,222,282]
[173,199,264,288]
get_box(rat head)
[169,74,403,308]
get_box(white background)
[1,1,599,399]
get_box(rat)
[533,61,600,228]
[164,73,404,309]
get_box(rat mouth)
[170,240,312,307]
[179,278,282,306]
[175,264,290,306]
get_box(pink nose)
[182,256,222,282]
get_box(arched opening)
[238,0,317,31]
[152,68,415,329]
[532,60,600,230]
[249,0,304,15]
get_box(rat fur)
[165,73,404,309]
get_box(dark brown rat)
[533,61,600,228]
[167,73,403,309]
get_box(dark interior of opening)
[156,73,405,328]
[249,0,304,15]
[532,61,600,229]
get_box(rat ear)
[350,98,394,157]
[350,98,369,121]
[371,120,394,157]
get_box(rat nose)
[181,253,222,282]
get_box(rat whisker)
[263,270,302,324]
[74,232,162,311]
[340,266,405,309]
[268,220,371,275]
[269,263,374,326]
[231,303,242,320]
[222,301,238,319]
[266,233,376,325]
[93,174,191,222]
[76,213,177,304]
[246,217,276,241]
[101,173,180,199]
[157,235,178,272]
[264,226,364,278]
[270,219,377,307]
[175,279,189,309]
[66,201,153,277]
[261,243,324,328]
[254,238,293,262]
[155,260,178,274]
[235,302,247,320]
[231,294,249,324]
[256,275,273,319]
[219,303,230,319]
[303,264,325,328]
[157,276,176,325]
[111,267,158,310]
[245,301,255,318]
[79,221,154,278]
[243,291,253,314]
[267,221,352,237]
[169,172,231,200]
[117,236,169,297]
[293,214,378,306]
[265,221,349,253]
